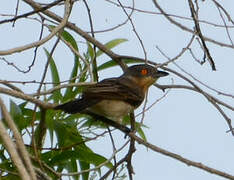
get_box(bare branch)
[129,132,234,180]
[188,0,216,70]
[0,87,54,109]
[0,98,33,180]
[0,0,72,55]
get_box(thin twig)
[12,0,20,26]
[0,97,36,180]
[117,0,147,60]
[128,132,234,180]
[0,87,54,109]
[83,0,98,82]
[188,0,216,70]
[0,0,63,25]
[22,0,128,70]
[214,3,234,46]
[151,0,234,49]
[0,0,72,55]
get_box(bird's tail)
[54,98,99,114]
[54,99,86,114]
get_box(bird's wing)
[83,78,144,107]
[54,77,145,114]
[54,98,99,114]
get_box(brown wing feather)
[55,77,145,114]
[83,77,145,108]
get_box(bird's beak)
[155,70,169,78]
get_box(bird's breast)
[87,100,134,123]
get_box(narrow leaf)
[79,160,89,180]
[97,59,142,71]
[96,38,127,57]
[44,48,62,103]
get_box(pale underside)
[87,99,134,123]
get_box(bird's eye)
[141,69,148,75]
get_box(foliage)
[0,30,146,180]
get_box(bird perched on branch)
[54,64,168,123]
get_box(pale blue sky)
[0,0,234,180]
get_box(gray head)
[123,64,169,79]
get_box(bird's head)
[122,64,169,92]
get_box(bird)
[54,64,169,123]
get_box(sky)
[0,0,234,180]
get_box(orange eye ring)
[141,69,148,75]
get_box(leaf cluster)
[0,30,145,180]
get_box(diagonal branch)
[188,0,216,70]
[0,0,63,25]
[0,97,36,180]
[22,0,128,71]
[0,0,72,55]
[0,87,54,109]
[151,0,234,50]
[128,132,234,180]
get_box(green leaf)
[20,107,40,120]
[53,121,69,147]
[97,59,142,71]
[60,29,78,51]
[0,159,15,172]
[18,101,27,110]
[135,122,147,142]
[45,110,57,147]
[53,119,86,148]
[9,100,30,130]
[76,148,113,169]
[60,30,81,101]
[96,38,127,57]
[71,66,88,97]
[10,100,22,117]
[63,56,80,101]
[87,42,98,81]
[44,48,63,103]
[1,174,20,180]
[49,149,113,169]
[41,150,58,163]
[87,42,95,60]
[122,116,147,141]
[80,117,108,129]
[79,160,89,180]
[67,158,79,180]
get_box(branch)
[0,0,63,25]
[30,82,96,96]
[0,0,72,55]
[0,87,54,109]
[128,132,234,180]
[125,113,136,180]
[188,0,216,70]
[151,0,234,49]
[0,98,34,180]
[22,0,128,70]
